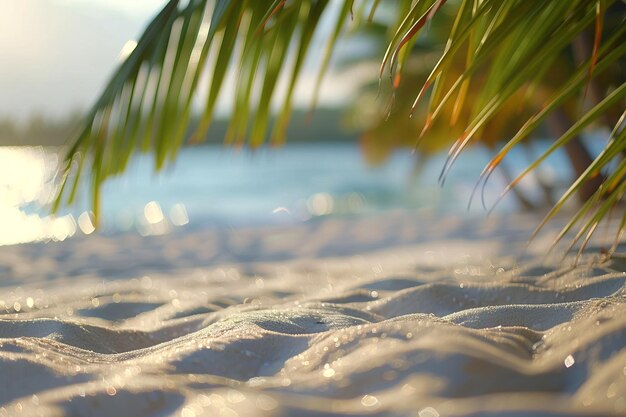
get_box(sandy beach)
[0,211,624,416]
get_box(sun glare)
[0,147,76,245]
[118,40,138,62]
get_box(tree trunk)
[547,110,604,202]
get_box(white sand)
[0,211,624,416]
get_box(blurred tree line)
[0,113,81,146]
[0,108,356,147]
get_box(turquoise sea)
[0,142,574,245]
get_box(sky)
[0,0,167,119]
[57,0,167,16]
[0,0,363,121]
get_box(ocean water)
[0,142,571,245]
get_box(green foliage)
[56,0,625,254]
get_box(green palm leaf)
[55,0,625,254]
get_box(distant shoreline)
[0,107,357,147]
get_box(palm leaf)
[55,0,625,254]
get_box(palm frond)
[55,0,625,254]
[54,0,351,225]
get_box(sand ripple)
[0,214,624,416]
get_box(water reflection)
[77,211,95,235]
[0,147,193,245]
[139,200,169,236]
[1,143,526,246]
[170,203,189,226]
[0,147,75,245]
[307,192,334,216]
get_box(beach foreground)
[0,212,624,416]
